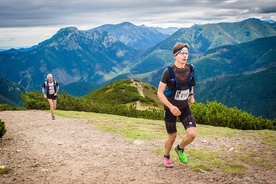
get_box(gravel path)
[0,110,275,184]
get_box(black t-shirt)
[160,64,192,109]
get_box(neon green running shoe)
[175,146,188,163]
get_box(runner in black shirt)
[42,73,59,120]
[157,42,196,168]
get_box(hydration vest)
[164,64,195,97]
[44,80,57,93]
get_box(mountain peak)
[242,18,261,23]
[57,27,78,33]
[90,22,169,50]
[119,22,135,26]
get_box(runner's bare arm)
[157,81,181,116]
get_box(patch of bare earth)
[0,110,275,184]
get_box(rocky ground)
[0,110,275,184]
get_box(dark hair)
[172,42,190,55]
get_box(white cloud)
[0,0,275,48]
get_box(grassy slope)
[56,110,275,175]
[84,79,163,109]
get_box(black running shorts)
[47,94,57,100]
[164,106,196,134]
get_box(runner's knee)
[187,130,196,140]
[167,133,177,143]
[49,103,54,108]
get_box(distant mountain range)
[0,18,275,119]
[90,22,176,50]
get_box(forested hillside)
[0,77,26,106]
[193,36,276,119]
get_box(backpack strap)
[45,80,57,93]
[168,66,175,80]
[188,64,195,92]
[164,66,179,96]
[167,66,178,89]
[53,80,57,92]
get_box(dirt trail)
[0,110,274,184]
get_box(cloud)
[0,0,275,48]
[1,0,275,28]
[258,6,276,14]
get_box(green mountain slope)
[0,27,138,91]
[196,65,276,119]
[61,82,97,97]
[130,18,276,76]
[0,95,18,107]
[193,36,276,81]
[0,77,26,106]
[191,36,276,119]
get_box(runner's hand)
[170,106,181,116]
[188,95,195,104]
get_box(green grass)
[185,149,221,172]
[55,110,276,175]
[247,130,276,147]
[0,166,9,174]
[196,124,241,138]
[222,163,247,174]
[56,110,165,141]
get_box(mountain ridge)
[90,21,171,50]
[0,77,26,106]
[0,18,275,119]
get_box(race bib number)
[49,89,55,95]
[174,89,189,100]
[48,83,55,94]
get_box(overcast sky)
[0,0,275,49]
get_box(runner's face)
[175,51,188,65]
[48,77,53,82]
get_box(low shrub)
[0,104,10,111]
[0,119,7,138]
[191,101,275,130]
[21,91,275,130]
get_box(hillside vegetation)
[196,66,276,119]
[18,79,275,131]
[193,36,276,119]
[192,36,276,81]
[0,77,26,106]
[84,79,162,109]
